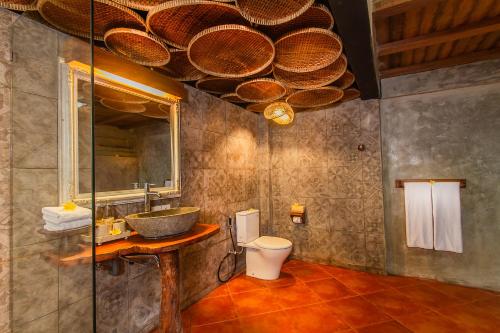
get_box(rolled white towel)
[42,206,91,223]
[43,218,92,232]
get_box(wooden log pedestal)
[61,223,220,333]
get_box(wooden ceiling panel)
[373,0,500,78]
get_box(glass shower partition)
[9,4,95,332]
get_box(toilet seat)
[254,236,292,250]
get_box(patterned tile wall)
[268,100,386,273]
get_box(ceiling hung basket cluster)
[4,0,363,125]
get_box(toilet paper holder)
[290,203,305,224]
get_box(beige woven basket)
[236,78,286,103]
[195,76,243,95]
[94,84,149,104]
[341,88,360,102]
[104,28,171,67]
[286,87,344,108]
[158,49,206,81]
[263,101,294,125]
[273,54,347,89]
[235,0,314,25]
[333,70,355,90]
[0,0,36,10]
[261,4,334,40]
[221,93,247,104]
[188,24,275,78]
[100,98,147,113]
[112,0,170,11]
[274,28,342,73]
[147,0,246,50]
[38,0,146,41]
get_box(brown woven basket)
[246,102,275,113]
[341,88,360,102]
[38,0,146,41]
[261,4,334,40]
[273,54,347,89]
[195,76,243,95]
[274,28,342,73]
[236,78,286,103]
[104,28,171,67]
[0,0,36,10]
[220,93,247,104]
[286,87,344,108]
[235,0,314,25]
[94,84,149,104]
[189,24,275,78]
[147,0,246,50]
[157,49,206,81]
[249,64,273,78]
[111,0,170,11]
[100,98,147,113]
[333,70,355,90]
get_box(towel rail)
[395,179,466,188]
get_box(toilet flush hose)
[217,217,243,283]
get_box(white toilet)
[236,209,292,280]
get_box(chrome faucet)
[144,183,161,212]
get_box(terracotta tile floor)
[182,259,500,333]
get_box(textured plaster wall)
[268,101,386,273]
[381,59,500,290]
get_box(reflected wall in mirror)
[60,61,181,204]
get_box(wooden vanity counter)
[62,223,219,333]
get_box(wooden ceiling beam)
[380,48,500,78]
[373,0,445,20]
[378,16,500,56]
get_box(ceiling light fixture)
[264,102,295,125]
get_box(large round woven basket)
[94,84,149,104]
[158,49,206,81]
[273,54,347,89]
[38,0,146,41]
[274,28,342,73]
[333,70,355,90]
[246,101,275,113]
[104,28,171,67]
[220,93,247,104]
[100,98,147,113]
[235,0,314,25]
[341,88,360,102]
[147,0,246,50]
[286,86,343,108]
[236,78,286,103]
[188,24,275,78]
[112,0,170,11]
[195,76,243,95]
[260,4,334,40]
[249,64,273,78]
[0,0,36,10]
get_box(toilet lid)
[255,236,292,250]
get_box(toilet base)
[245,246,292,280]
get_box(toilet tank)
[236,209,260,244]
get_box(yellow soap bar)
[62,201,77,211]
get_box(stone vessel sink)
[125,207,200,239]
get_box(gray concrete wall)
[380,59,500,291]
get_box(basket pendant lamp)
[264,102,295,125]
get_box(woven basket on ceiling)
[111,0,170,11]
[158,49,206,81]
[100,98,147,113]
[333,70,355,90]
[286,86,343,108]
[236,78,286,103]
[38,0,145,41]
[246,102,275,113]
[261,4,334,40]
[189,24,275,78]
[341,88,360,102]
[235,0,314,25]
[195,76,243,95]
[142,103,170,119]
[94,84,149,104]
[0,0,36,10]
[147,0,246,50]
[274,28,342,73]
[249,64,273,78]
[220,93,247,104]
[104,28,171,67]
[273,54,347,89]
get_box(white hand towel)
[42,214,91,225]
[404,182,433,249]
[42,206,91,223]
[432,182,463,253]
[43,218,92,232]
